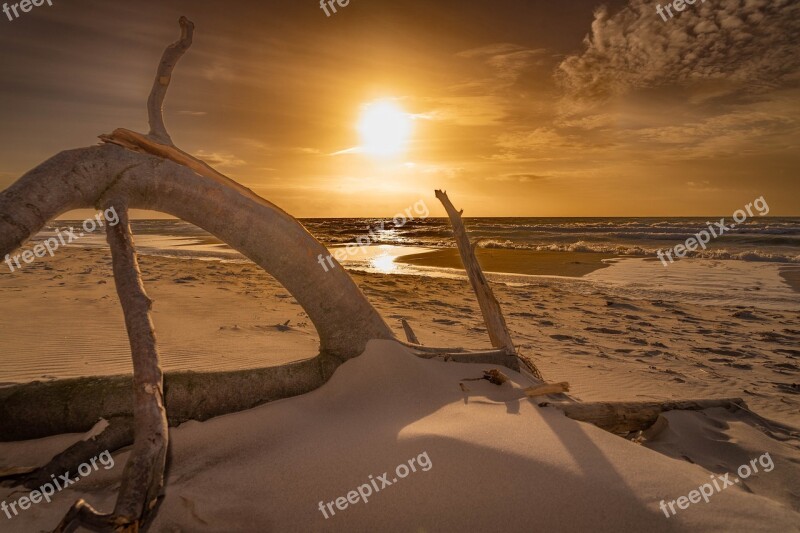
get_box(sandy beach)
[1,247,797,429]
[1,246,799,530]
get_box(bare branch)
[434,190,516,352]
[105,203,168,524]
[401,319,421,344]
[55,204,168,531]
[147,16,195,144]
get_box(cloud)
[193,150,246,168]
[457,43,547,83]
[331,146,363,156]
[625,98,800,160]
[202,63,238,82]
[488,173,551,182]
[292,147,322,155]
[555,113,614,130]
[686,180,721,192]
[456,43,529,59]
[634,109,793,145]
[423,96,509,126]
[231,138,271,151]
[556,0,800,101]
[491,128,600,162]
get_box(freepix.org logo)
[3,0,54,22]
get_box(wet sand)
[779,266,800,293]
[396,248,617,277]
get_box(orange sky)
[0,0,798,218]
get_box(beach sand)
[1,247,799,531]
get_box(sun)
[358,100,413,157]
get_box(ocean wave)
[476,240,800,263]
[689,249,800,263]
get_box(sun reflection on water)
[370,253,398,274]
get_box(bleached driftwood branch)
[434,190,545,380]
[55,204,168,531]
[105,203,168,527]
[524,382,570,398]
[147,16,194,144]
[434,190,516,352]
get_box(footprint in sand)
[550,334,587,345]
[585,327,625,335]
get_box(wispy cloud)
[193,150,246,168]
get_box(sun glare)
[358,100,413,157]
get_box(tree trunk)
[0,360,327,442]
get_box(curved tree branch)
[147,16,194,144]
[0,144,395,358]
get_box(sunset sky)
[0,0,798,217]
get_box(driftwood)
[401,319,421,344]
[0,360,328,442]
[11,417,134,490]
[434,190,545,381]
[53,204,169,531]
[541,398,746,434]
[0,349,523,444]
[461,369,509,386]
[524,382,570,398]
[434,190,516,353]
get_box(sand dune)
[1,341,798,531]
